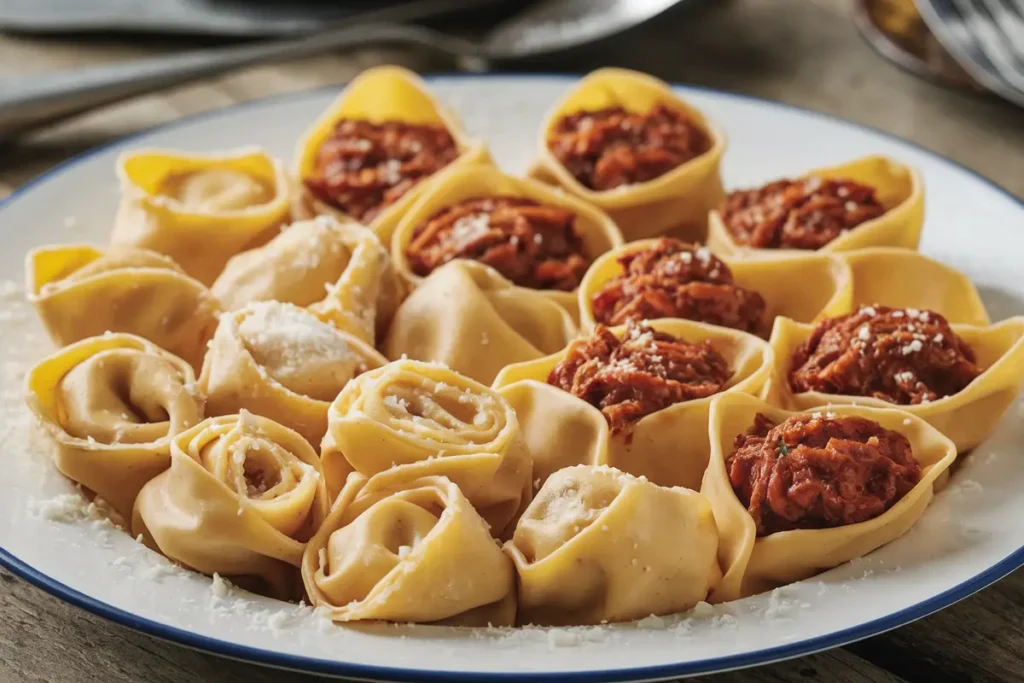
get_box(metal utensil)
[916,0,1024,107]
[0,0,692,140]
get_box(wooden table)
[1,1,1022,682]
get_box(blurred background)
[0,0,1021,195]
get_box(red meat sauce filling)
[721,176,886,250]
[547,321,731,438]
[405,196,591,292]
[590,238,766,333]
[547,103,710,192]
[789,306,981,405]
[727,412,922,536]
[304,119,459,223]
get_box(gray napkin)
[0,0,497,37]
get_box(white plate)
[1,75,1022,683]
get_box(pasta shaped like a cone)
[390,163,623,314]
[505,465,720,626]
[199,301,387,447]
[527,68,725,243]
[133,413,330,599]
[113,147,291,285]
[492,319,772,491]
[840,248,989,325]
[384,262,578,385]
[321,359,532,536]
[293,65,491,243]
[701,393,955,602]
[578,239,853,333]
[707,155,924,259]
[24,334,204,521]
[302,473,515,624]
[211,217,403,345]
[763,316,1024,452]
[27,245,220,371]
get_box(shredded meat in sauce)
[721,177,887,250]
[304,119,459,222]
[789,306,981,405]
[590,238,766,333]
[727,412,922,536]
[547,321,731,437]
[547,103,710,192]
[405,196,591,291]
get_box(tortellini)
[707,155,924,258]
[505,465,720,626]
[25,333,204,521]
[384,262,578,386]
[302,472,515,624]
[702,393,956,602]
[764,315,1024,452]
[133,412,330,598]
[200,301,387,446]
[493,319,772,491]
[528,68,726,243]
[320,359,533,536]
[26,244,220,370]
[113,147,292,285]
[293,65,491,243]
[212,217,403,345]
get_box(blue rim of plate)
[1,73,1022,682]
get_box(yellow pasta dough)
[24,333,204,521]
[199,301,388,447]
[763,316,1024,452]
[701,393,956,602]
[390,163,624,313]
[578,239,853,332]
[133,412,330,599]
[492,319,773,491]
[707,155,924,258]
[211,217,403,345]
[27,244,220,371]
[113,147,292,285]
[505,465,720,626]
[384,262,578,386]
[321,359,532,536]
[302,472,515,624]
[293,65,491,243]
[527,68,726,243]
[840,248,989,325]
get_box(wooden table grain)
[1,1,1022,682]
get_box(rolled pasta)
[384,261,578,385]
[293,65,491,243]
[26,244,220,371]
[199,301,387,446]
[302,472,515,624]
[211,217,403,345]
[528,68,725,243]
[133,412,330,598]
[25,333,204,521]
[702,393,956,602]
[113,147,292,285]
[493,319,772,491]
[321,359,532,536]
[505,465,720,626]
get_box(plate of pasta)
[1,67,1023,682]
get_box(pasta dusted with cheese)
[321,359,532,536]
[25,334,204,521]
[199,301,387,446]
[302,473,515,624]
[133,412,330,598]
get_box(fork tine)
[983,0,1024,61]
[953,0,1024,91]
